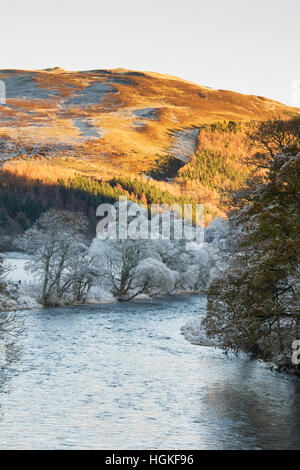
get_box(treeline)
[201,120,247,134]
[0,191,44,231]
[149,118,299,195]
[149,121,253,189]
[110,176,196,205]
[0,171,201,235]
[178,150,246,191]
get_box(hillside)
[0,68,299,229]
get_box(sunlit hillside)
[0,68,299,226]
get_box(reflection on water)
[0,295,299,449]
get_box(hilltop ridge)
[0,67,297,163]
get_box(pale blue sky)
[0,0,299,105]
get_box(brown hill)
[0,68,299,223]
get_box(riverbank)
[3,252,299,378]
[1,251,208,311]
[181,314,300,377]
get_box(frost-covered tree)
[0,258,14,305]
[152,237,216,293]
[92,199,175,300]
[134,257,179,296]
[58,246,100,303]
[91,199,217,300]
[203,152,300,366]
[0,256,23,390]
[91,238,142,300]
[18,209,94,306]
[91,237,179,301]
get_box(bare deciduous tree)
[19,209,96,306]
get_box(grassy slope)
[0,68,299,223]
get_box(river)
[0,295,300,449]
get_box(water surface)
[1,295,300,449]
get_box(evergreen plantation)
[0,172,204,236]
[0,119,273,235]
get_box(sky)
[0,0,299,106]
